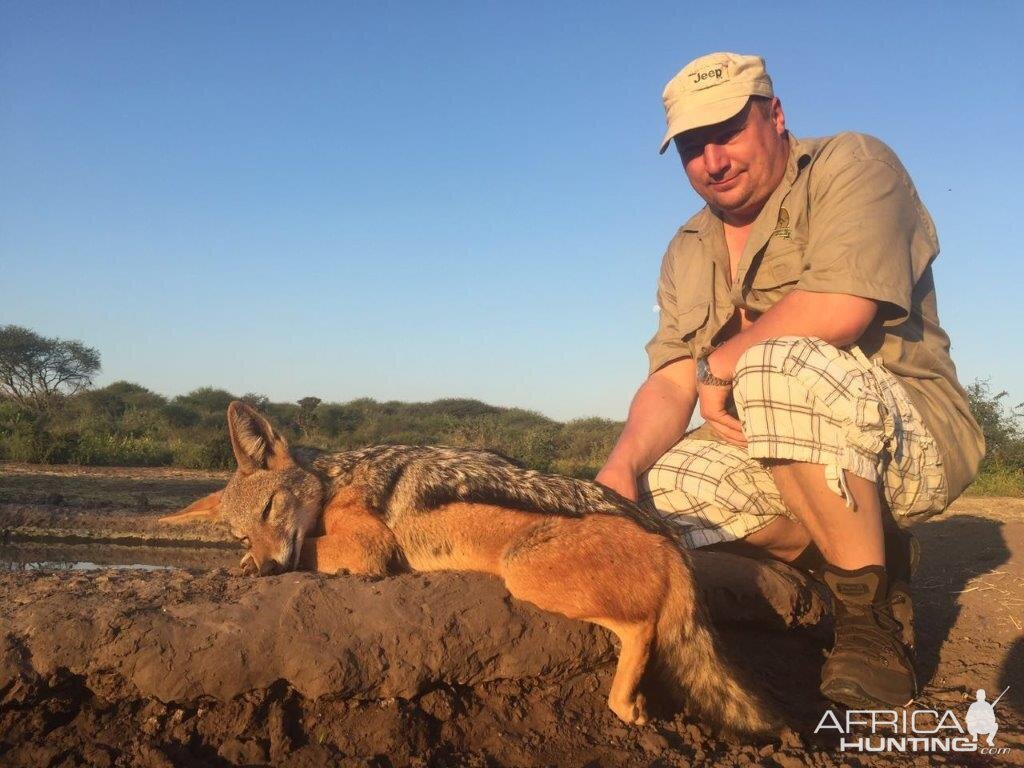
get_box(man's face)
[674,98,789,225]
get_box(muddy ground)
[0,462,1021,767]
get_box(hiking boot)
[887,579,915,651]
[819,565,918,709]
[882,516,920,650]
[787,521,920,650]
[883,517,921,583]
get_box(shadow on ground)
[998,636,1024,720]
[913,513,1010,684]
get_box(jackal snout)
[234,520,306,576]
[240,550,285,576]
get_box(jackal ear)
[159,489,224,524]
[227,400,293,475]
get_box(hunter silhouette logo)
[966,687,1007,747]
[814,685,1011,755]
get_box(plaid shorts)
[638,337,948,549]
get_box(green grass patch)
[965,466,1024,497]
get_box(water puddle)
[0,543,239,572]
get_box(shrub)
[71,433,173,466]
[966,379,1024,469]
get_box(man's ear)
[771,96,786,135]
[227,400,293,475]
[158,489,224,524]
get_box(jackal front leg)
[298,532,398,575]
[298,486,401,576]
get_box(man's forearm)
[708,289,878,379]
[603,360,698,476]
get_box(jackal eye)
[260,494,274,522]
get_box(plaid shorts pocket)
[639,337,948,548]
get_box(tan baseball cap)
[659,52,774,154]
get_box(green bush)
[548,458,602,480]
[168,437,234,470]
[71,433,173,466]
[966,380,1024,470]
[965,464,1024,497]
[965,380,1024,496]
[168,440,209,469]
[0,429,44,462]
[0,404,78,463]
[162,402,201,429]
[173,387,236,415]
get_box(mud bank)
[1,555,831,767]
[3,465,1023,766]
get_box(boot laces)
[833,599,907,666]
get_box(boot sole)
[897,528,920,649]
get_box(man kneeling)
[597,52,984,709]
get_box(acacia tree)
[296,396,322,438]
[0,325,101,410]
[240,392,270,411]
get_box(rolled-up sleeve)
[645,247,693,375]
[797,148,939,320]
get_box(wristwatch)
[696,355,733,387]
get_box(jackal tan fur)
[161,401,775,734]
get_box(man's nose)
[703,143,729,177]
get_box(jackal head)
[160,401,323,576]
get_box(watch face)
[697,356,728,386]
[696,357,709,383]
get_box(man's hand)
[595,462,639,502]
[697,381,747,448]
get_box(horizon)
[35,370,631,424]
[3,2,1022,422]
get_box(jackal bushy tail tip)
[655,557,779,737]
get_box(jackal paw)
[609,693,647,726]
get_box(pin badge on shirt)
[772,208,792,239]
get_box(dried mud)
[1,464,1022,767]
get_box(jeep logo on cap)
[689,66,728,85]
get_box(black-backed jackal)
[162,401,775,735]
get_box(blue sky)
[2,1,1021,421]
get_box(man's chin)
[706,189,753,218]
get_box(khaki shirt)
[646,132,984,504]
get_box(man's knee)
[734,336,822,381]
[733,336,828,410]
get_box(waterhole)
[0,542,239,572]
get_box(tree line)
[0,326,619,477]
[1,325,1022,492]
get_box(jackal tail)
[653,554,778,736]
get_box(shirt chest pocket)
[746,238,806,309]
[672,256,714,342]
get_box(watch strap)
[696,355,733,387]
